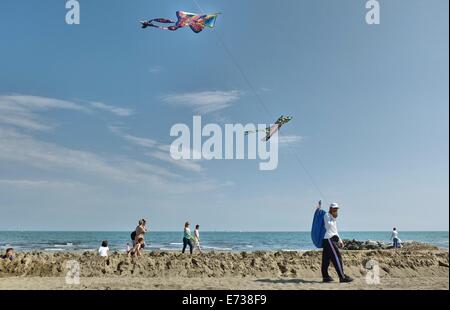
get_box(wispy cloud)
[0,95,226,195]
[0,95,133,132]
[149,65,163,74]
[109,126,203,172]
[89,101,133,117]
[0,127,156,182]
[109,126,157,148]
[0,114,52,131]
[123,134,157,148]
[278,135,303,146]
[158,144,204,161]
[0,127,216,194]
[0,94,89,131]
[0,179,86,189]
[109,126,205,173]
[0,94,89,112]
[146,151,204,173]
[161,90,242,114]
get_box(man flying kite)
[140,11,220,33]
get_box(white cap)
[329,203,340,209]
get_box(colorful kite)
[140,11,220,33]
[245,115,293,141]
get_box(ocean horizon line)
[1,230,448,233]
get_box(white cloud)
[122,134,157,148]
[146,151,204,173]
[109,126,157,148]
[0,128,111,177]
[0,127,226,194]
[0,95,133,132]
[0,95,226,195]
[0,127,178,184]
[0,94,89,112]
[127,159,181,179]
[161,90,242,114]
[0,179,86,189]
[0,94,89,131]
[109,126,204,173]
[0,114,52,131]
[89,101,133,117]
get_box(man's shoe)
[323,276,334,283]
[340,276,354,283]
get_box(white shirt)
[98,246,109,257]
[391,230,399,239]
[194,229,200,241]
[324,212,339,240]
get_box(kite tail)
[142,18,182,31]
[152,18,176,23]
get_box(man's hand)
[316,200,322,209]
[338,240,344,249]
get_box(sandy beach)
[0,243,448,290]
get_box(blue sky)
[0,0,448,231]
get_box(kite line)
[192,0,329,202]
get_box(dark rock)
[277,263,288,273]
[438,261,449,267]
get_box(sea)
[0,231,448,253]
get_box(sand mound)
[1,247,448,279]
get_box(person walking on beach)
[194,224,202,253]
[131,219,147,248]
[391,227,401,248]
[182,221,194,254]
[98,240,109,257]
[128,238,145,257]
[318,202,353,283]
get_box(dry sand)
[0,245,448,290]
[0,276,448,290]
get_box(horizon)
[1,230,448,233]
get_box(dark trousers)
[182,237,193,254]
[322,236,345,279]
[393,238,400,248]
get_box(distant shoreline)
[1,231,448,252]
[2,241,449,254]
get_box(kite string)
[285,144,328,201]
[192,0,328,202]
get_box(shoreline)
[3,240,448,254]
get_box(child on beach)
[2,248,14,261]
[128,238,144,257]
[98,240,109,257]
[182,222,194,254]
[194,224,202,253]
